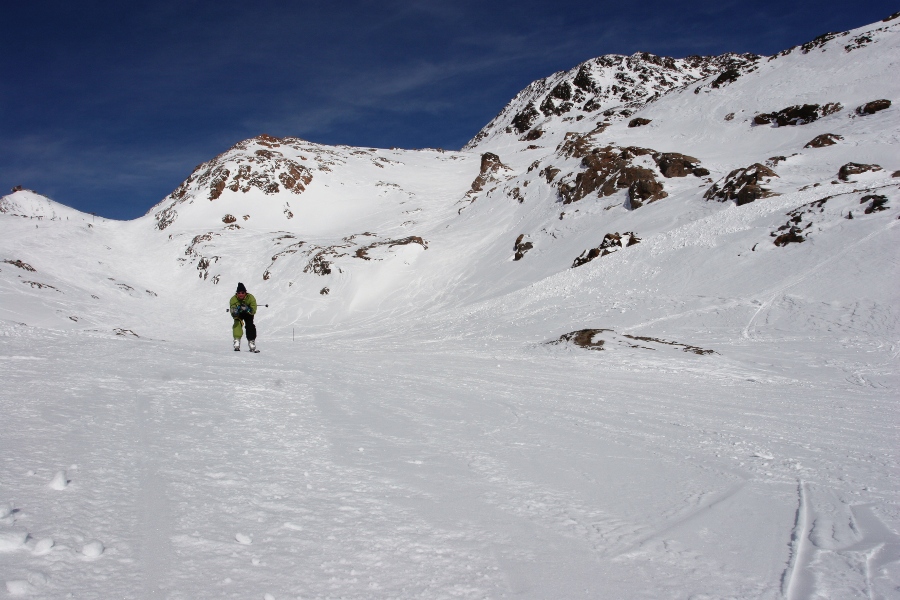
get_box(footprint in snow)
[32,538,54,555]
[0,529,29,552]
[0,503,15,525]
[81,540,104,558]
[5,580,37,596]
[49,471,68,490]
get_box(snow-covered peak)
[464,51,761,152]
[0,188,95,221]
[466,12,900,155]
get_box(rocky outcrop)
[467,153,510,196]
[513,235,533,261]
[551,329,609,350]
[855,99,891,115]
[704,163,778,205]
[3,259,36,272]
[557,145,667,207]
[152,134,321,230]
[838,162,883,181]
[656,153,707,177]
[511,103,540,134]
[548,328,714,354]
[466,51,760,149]
[805,133,843,148]
[753,103,842,126]
[354,236,428,260]
[628,117,652,127]
[860,194,889,213]
[571,232,640,268]
[553,135,709,207]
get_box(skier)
[229,282,258,352]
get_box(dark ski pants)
[232,314,256,341]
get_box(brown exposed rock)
[558,144,668,207]
[709,69,741,89]
[821,102,843,116]
[540,166,561,183]
[704,163,779,205]
[548,328,714,354]
[724,112,735,121]
[805,133,843,148]
[520,128,543,141]
[572,232,639,267]
[773,229,806,246]
[628,117,652,128]
[320,287,330,295]
[23,281,60,291]
[511,103,540,134]
[753,103,841,126]
[861,194,889,213]
[354,236,429,260]
[513,234,533,261]
[552,329,609,350]
[208,167,230,200]
[304,250,334,276]
[468,152,509,195]
[222,214,237,224]
[884,11,900,21]
[656,153,702,177]
[855,99,891,116]
[771,197,830,246]
[3,259,36,272]
[838,162,883,181]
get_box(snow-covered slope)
[1,13,898,600]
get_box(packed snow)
[1,14,899,600]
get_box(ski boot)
[233,339,241,351]
[248,340,257,353]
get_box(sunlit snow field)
[2,14,900,599]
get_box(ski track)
[1,328,897,598]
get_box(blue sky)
[2,1,896,219]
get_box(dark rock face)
[805,133,844,148]
[855,99,891,115]
[520,128,543,141]
[705,163,778,205]
[354,236,428,260]
[222,214,237,224]
[861,194,889,214]
[838,162,883,181]
[656,153,703,177]
[553,135,707,207]
[709,69,741,89]
[468,153,509,195]
[3,259,36,272]
[559,145,667,206]
[753,103,842,126]
[513,234,533,261]
[572,232,640,268]
[552,329,608,350]
[511,103,540,134]
[628,117,652,128]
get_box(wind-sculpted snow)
[1,13,899,599]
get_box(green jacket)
[229,293,257,317]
